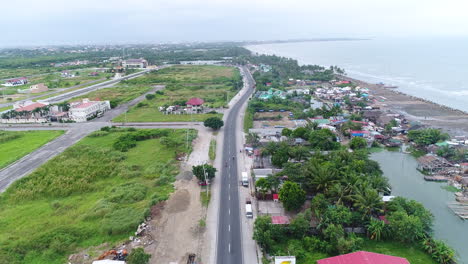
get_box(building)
[271,216,290,225]
[61,71,75,78]
[417,154,452,173]
[317,251,409,264]
[122,58,148,68]
[29,83,49,93]
[4,77,28,86]
[186,97,204,113]
[69,99,111,122]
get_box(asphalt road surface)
[216,66,255,264]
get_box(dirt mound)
[165,189,190,213]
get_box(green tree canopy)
[349,137,367,150]
[279,181,306,211]
[204,117,224,130]
[192,164,217,182]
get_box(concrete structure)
[122,58,148,68]
[28,83,49,94]
[69,99,111,122]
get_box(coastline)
[340,75,468,136]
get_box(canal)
[371,150,467,263]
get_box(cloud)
[1,0,468,45]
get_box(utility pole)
[202,162,209,197]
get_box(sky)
[1,0,468,46]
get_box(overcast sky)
[1,0,468,46]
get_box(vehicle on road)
[242,172,249,187]
[245,203,253,218]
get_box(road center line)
[229,224,231,232]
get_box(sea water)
[246,38,468,113]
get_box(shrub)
[113,133,138,152]
[127,248,151,264]
[137,102,148,108]
[89,131,109,137]
[145,94,156,100]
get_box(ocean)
[246,38,468,113]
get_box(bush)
[127,248,151,264]
[145,94,156,100]
[204,117,224,130]
[113,133,138,152]
[88,131,109,137]
[137,102,148,108]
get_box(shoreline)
[338,75,468,136]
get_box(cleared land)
[0,130,64,169]
[113,65,241,122]
[0,69,113,104]
[0,128,196,264]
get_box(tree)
[367,218,386,241]
[282,128,292,137]
[349,137,367,150]
[388,211,424,243]
[255,178,271,198]
[204,117,224,130]
[289,213,310,238]
[192,164,217,182]
[253,215,274,251]
[271,151,289,168]
[352,188,383,218]
[279,181,306,211]
[308,129,340,150]
[292,127,309,139]
[127,248,151,264]
[246,132,260,145]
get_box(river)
[371,150,467,263]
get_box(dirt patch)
[165,189,190,213]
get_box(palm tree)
[367,218,385,241]
[352,188,383,218]
[289,146,310,162]
[308,165,338,194]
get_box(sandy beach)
[341,76,468,136]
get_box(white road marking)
[229,209,231,215]
[229,195,231,201]
[229,243,231,253]
[229,225,231,232]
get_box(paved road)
[216,66,255,264]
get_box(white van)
[245,204,253,218]
[242,172,249,187]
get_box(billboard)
[275,256,296,264]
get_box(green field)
[113,65,242,122]
[0,128,196,264]
[0,130,64,169]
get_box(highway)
[216,66,255,264]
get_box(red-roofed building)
[186,98,205,113]
[317,251,409,264]
[4,77,28,86]
[271,216,290,225]
[15,102,47,112]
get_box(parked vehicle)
[245,204,253,218]
[242,172,249,187]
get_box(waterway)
[371,150,467,263]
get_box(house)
[186,97,205,113]
[89,72,99,76]
[417,154,452,173]
[69,99,111,122]
[122,58,148,68]
[317,251,410,264]
[29,83,49,93]
[61,71,75,78]
[4,77,28,86]
[14,101,48,112]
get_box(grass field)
[113,65,242,122]
[0,130,64,169]
[0,128,196,264]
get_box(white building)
[69,99,111,122]
[122,58,148,68]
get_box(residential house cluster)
[3,77,28,87]
[17,83,49,94]
[256,88,287,100]
[159,97,206,115]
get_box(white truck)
[241,172,249,187]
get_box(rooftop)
[317,251,409,264]
[271,215,290,225]
[186,97,204,106]
[15,102,47,112]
